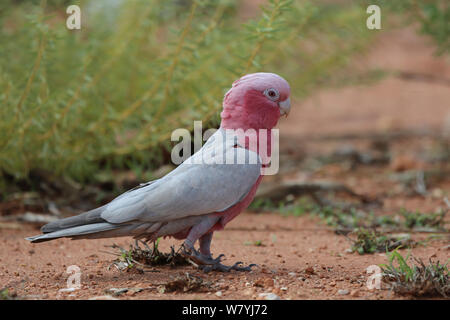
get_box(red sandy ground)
[0,213,448,300]
[0,27,449,300]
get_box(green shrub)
[0,0,373,190]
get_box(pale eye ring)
[263,88,280,101]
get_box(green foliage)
[271,199,447,232]
[0,288,14,300]
[248,197,278,211]
[317,206,360,229]
[381,249,449,297]
[249,196,320,216]
[399,208,446,229]
[0,0,373,190]
[350,228,413,254]
[244,239,264,246]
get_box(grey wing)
[101,132,261,224]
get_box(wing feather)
[101,129,261,224]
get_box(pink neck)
[219,89,280,131]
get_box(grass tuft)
[381,249,450,297]
[349,228,415,255]
[105,239,190,272]
[400,208,447,230]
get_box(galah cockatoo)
[27,72,291,272]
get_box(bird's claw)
[180,242,256,273]
[182,246,223,266]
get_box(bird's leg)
[181,234,223,266]
[181,220,223,267]
[198,232,257,273]
[198,232,214,258]
[181,217,257,272]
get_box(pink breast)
[210,175,263,232]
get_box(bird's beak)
[279,97,291,117]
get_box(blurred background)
[0,0,448,220]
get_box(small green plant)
[244,240,264,247]
[350,228,414,254]
[0,288,17,300]
[400,208,446,230]
[313,206,369,230]
[381,249,450,297]
[249,196,318,216]
[278,203,306,217]
[374,214,399,227]
[315,205,447,232]
[248,198,278,212]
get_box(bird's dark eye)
[263,88,280,101]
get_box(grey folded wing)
[101,133,262,224]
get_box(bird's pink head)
[220,72,291,130]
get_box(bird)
[27,72,291,272]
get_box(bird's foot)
[181,242,257,273]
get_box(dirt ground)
[0,27,449,300]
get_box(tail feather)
[41,205,106,233]
[26,222,121,243]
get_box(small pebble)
[259,293,280,300]
[338,289,349,295]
